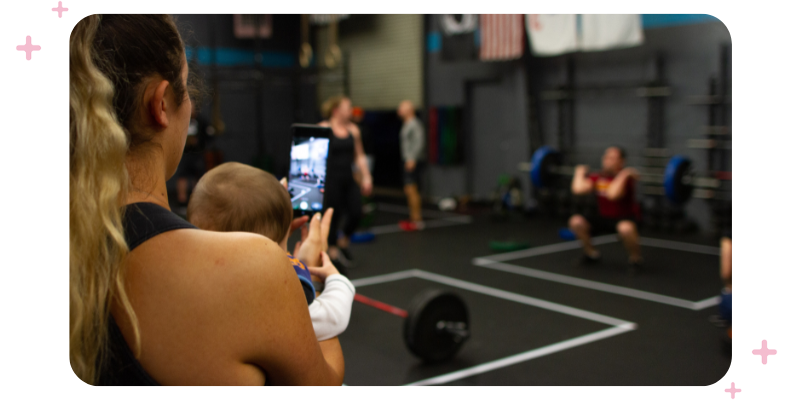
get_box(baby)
[187,162,355,341]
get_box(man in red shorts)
[569,146,643,272]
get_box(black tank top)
[327,131,355,179]
[98,203,271,386]
[98,202,195,385]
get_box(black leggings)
[324,175,363,246]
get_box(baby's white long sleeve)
[309,274,356,341]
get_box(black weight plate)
[403,289,469,363]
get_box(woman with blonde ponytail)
[70,15,344,385]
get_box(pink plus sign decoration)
[752,340,777,364]
[16,36,41,60]
[52,2,68,18]
[725,382,741,399]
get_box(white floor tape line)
[351,269,633,326]
[473,261,718,310]
[638,237,720,256]
[376,203,464,219]
[348,269,637,386]
[473,234,722,310]
[349,269,418,288]
[406,323,636,386]
[412,270,633,327]
[475,235,720,265]
[476,235,619,264]
[692,295,722,310]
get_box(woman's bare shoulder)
[348,123,361,137]
[180,229,289,277]
[121,229,302,384]
[127,229,293,301]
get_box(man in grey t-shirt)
[397,100,426,230]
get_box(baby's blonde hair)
[188,162,292,243]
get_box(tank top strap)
[123,202,197,251]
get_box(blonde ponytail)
[69,15,139,384]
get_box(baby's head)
[187,162,293,249]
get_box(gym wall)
[316,14,424,110]
[425,13,533,202]
[425,15,731,232]
[531,19,731,231]
[170,14,319,186]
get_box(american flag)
[479,14,525,61]
[233,15,272,39]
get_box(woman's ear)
[148,80,171,128]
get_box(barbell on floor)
[353,289,470,363]
[520,146,728,204]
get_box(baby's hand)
[307,251,340,281]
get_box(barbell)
[354,289,470,363]
[525,145,725,204]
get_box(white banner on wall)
[579,14,644,52]
[309,14,350,26]
[525,14,579,57]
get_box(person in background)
[350,106,374,186]
[319,96,373,269]
[396,100,426,231]
[569,146,643,273]
[719,231,732,342]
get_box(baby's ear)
[279,177,288,189]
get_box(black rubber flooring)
[329,201,731,385]
[509,244,719,302]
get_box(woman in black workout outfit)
[319,96,373,268]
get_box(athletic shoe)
[577,251,602,266]
[339,247,355,266]
[399,220,415,231]
[627,258,644,276]
[330,257,349,278]
[330,247,355,269]
[399,220,425,231]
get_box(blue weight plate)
[531,146,559,188]
[664,155,693,204]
